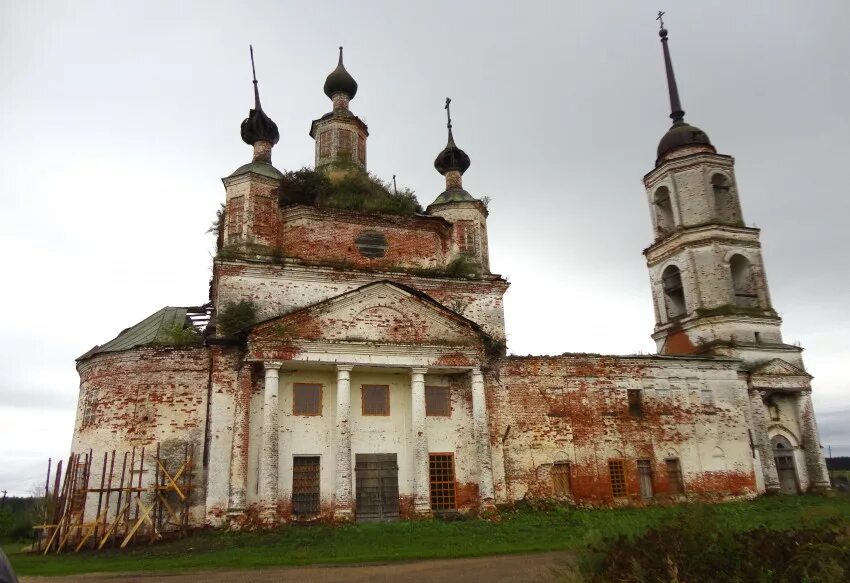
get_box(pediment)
[249,281,486,348]
[750,358,810,378]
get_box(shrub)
[278,167,422,216]
[153,324,202,347]
[217,300,257,336]
[583,506,850,582]
[445,255,481,278]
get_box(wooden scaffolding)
[34,442,195,553]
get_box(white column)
[471,367,495,504]
[334,365,354,518]
[411,367,431,514]
[749,390,780,493]
[796,391,831,490]
[257,363,280,517]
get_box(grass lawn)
[5,494,849,577]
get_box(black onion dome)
[241,105,280,146]
[657,122,712,160]
[323,47,358,100]
[434,129,471,175]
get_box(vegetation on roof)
[217,299,257,336]
[152,323,202,347]
[278,167,422,216]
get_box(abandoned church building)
[71,30,830,528]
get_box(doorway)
[355,453,399,522]
[771,435,799,495]
[637,459,654,500]
[292,456,321,518]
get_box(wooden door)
[355,453,399,522]
[637,459,654,500]
[774,455,799,495]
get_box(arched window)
[730,254,758,308]
[711,174,740,225]
[653,186,674,234]
[662,265,686,319]
[771,435,794,451]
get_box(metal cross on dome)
[656,10,665,29]
[445,97,452,129]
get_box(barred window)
[319,130,331,157]
[293,383,322,416]
[457,220,478,255]
[609,460,627,497]
[362,385,390,416]
[552,462,572,496]
[227,196,244,237]
[425,386,451,417]
[429,453,457,510]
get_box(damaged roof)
[77,306,207,361]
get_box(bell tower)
[642,15,830,493]
[642,21,794,368]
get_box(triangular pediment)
[249,281,487,347]
[751,358,810,378]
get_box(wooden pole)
[113,450,129,548]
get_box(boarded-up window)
[700,388,714,405]
[227,196,244,237]
[357,133,366,164]
[637,459,654,500]
[355,231,387,258]
[425,386,451,417]
[319,130,331,157]
[666,458,684,495]
[293,383,322,416]
[429,453,457,510]
[628,389,643,417]
[362,385,390,416]
[609,460,627,497]
[81,390,98,428]
[552,462,571,496]
[339,129,354,156]
[292,456,320,518]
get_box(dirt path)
[20,551,575,582]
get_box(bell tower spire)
[657,11,685,125]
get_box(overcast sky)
[1,1,848,495]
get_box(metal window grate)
[292,456,320,518]
[425,386,451,417]
[609,460,627,497]
[666,458,684,495]
[362,385,390,416]
[293,383,322,415]
[429,454,457,511]
[552,462,571,496]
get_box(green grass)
[5,494,850,577]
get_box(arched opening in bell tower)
[730,254,759,308]
[661,265,686,319]
[653,186,674,235]
[711,173,740,225]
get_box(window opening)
[81,390,98,428]
[338,129,354,156]
[457,220,479,255]
[357,133,366,164]
[628,389,643,417]
[362,385,390,416]
[666,458,684,495]
[637,459,654,500]
[425,386,451,417]
[429,453,457,511]
[292,456,321,518]
[700,388,714,405]
[661,265,686,319]
[730,254,759,308]
[227,196,244,237]
[608,460,627,497]
[653,186,674,234]
[355,231,388,258]
[711,174,740,225]
[552,462,572,497]
[293,383,322,416]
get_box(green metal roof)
[78,307,188,360]
[227,161,284,180]
[429,188,476,206]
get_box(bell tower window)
[662,265,686,319]
[730,254,759,308]
[653,186,674,235]
[711,174,740,225]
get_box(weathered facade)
[70,35,829,528]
